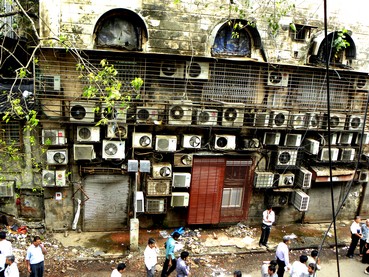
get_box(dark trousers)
[361,239,367,255]
[0,269,4,277]
[30,261,44,277]
[347,234,360,257]
[161,258,176,277]
[276,258,286,277]
[259,224,272,245]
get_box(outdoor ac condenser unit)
[295,167,312,189]
[196,109,218,126]
[185,61,209,80]
[168,100,193,125]
[76,126,100,142]
[101,102,127,123]
[146,180,171,196]
[155,135,177,152]
[254,172,275,188]
[267,71,289,87]
[145,198,166,214]
[70,101,95,123]
[136,106,160,123]
[292,189,310,211]
[152,163,172,179]
[222,104,244,127]
[172,173,191,188]
[42,129,66,145]
[214,135,236,150]
[132,133,152,148]
[46,149,68,165]
[73,144,96,160]
[106,123,128,139]
[0,181,14,197]
[171,192,190,207]
[182,135,201,149]
[278,172,295,187]
[102,140,125,160]
[173,154,193,167]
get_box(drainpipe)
[129,127,139,251]
[23,129,34,187]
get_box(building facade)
[1,0,369,231]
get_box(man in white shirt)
[290,255,308,277]
[275,236,291,277]
[0,231,12,277]
[346,216,362,258]
[259,205,275,248]
[144,238,159,277]
[4,255,18,277]
[25,236,47,277]
[111,263,126,277]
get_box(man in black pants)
[259,205,275,248]
[346,215,363,258]
[161,232,180,277]
[275,236,291,277]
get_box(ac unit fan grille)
[44,173,55,186]
[351,117,361,129]
[269,72,283,84]
[274,113,285,126]
[162,62,178,77]
[78,127,91,139]
[216,137,228,148]
[53,152,66,164]
[103,107,117,120]
[224,108,238,122]
[137,109,150,120]
[139,136,151,147]
[189,136,201,147]
[170,106,184,120]
[330,116,340,128]
[198,111,210,123]
[158,139,169,149]
[71,105,86,120]
[160,167,171,177]
[105,143,118,155]
[279,152,291,164]
[187,63,202,78]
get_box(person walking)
[161,232,180,277]
[4,255,18,277]
[144,238,159,277]
[290,255,308,277]
[259,205,275,248]
[0,231,12,277]
[110,263,126,277]
[261,260,277,277]
[346,215,362,258]
[306,250,321,271]
[275,236,291,277]
[361,219,369,256]
[176,251,190,277]
[25,236,47,277]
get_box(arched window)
[94,9,148,51]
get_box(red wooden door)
[187,157,225,225]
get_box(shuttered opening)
[187,157,225,225]
[83,175,129,231]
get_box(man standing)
[176,251,190,277]
[144,238,159,277]
[0,231,12,277]
[259,205,275,248]
[161,232,180,277]
[4,255,18,277]
[361,219,369,256]
[111,263,126,277]
[346,215,362,258]
[25,236,47,277]
[275,236,291,277]
[290,255,308,277]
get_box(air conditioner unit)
[295,167,312,189]
[292,189,310,211]
[160,61,184,79]
[277,149,298,166]
[155,135,177,152]
[318,147,339,161]
[136,106,160,123]
[305,112,320,129]
[339,148,356,161]
[73,144,96,160]
[135,191,144,213]
[182,135,202,149]
[214,135,236,150]
[356,133,369,145]
[255,112,270,127]
[354,76,369,90]
[145,198,166,214]
[358,170,369,182]
[347,115,364,131]
[42,129,66,145]
[106,123,128,139]
[263,132,281,145]
[289,113,306,129]
[304,138,320,155]
[174,154,193,167]
[338,132,353,145]
[242,138,261,149]
[133,133,153,149]
[196,109,218,126]
[254,172,275,188]
[172,172,191,188]
[322,113,346,130]
[70,101,95,123]
[168,100,193,125]
[270,110,289,128]
[267,71,289,87]
[0,181,14,197]
[321,133,337,146]
[101,102,127,123]
[268,194,289,207]
[284,134,302,147]
[171,192,190,207]
[185,61,209,80]
[102,140,125,160]
[46,149,68,165]
[152,163,172,179]
[222,105,244,127]
[278,172,295,187]
[76,126,100,142]
[42,170,66,187]
[146,180,171,196]
[39,75,61,91]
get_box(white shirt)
[261,263,269,277]
[4,262,19,277]
[26,244,44,265]
[306,256,321,270]
[275,242,290,266]
[110,269,122,277]
[262,210,275,226]
[144,245,158,270]
[0,240,12,271]
[350,221,361,235]
[290,261,308,277]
